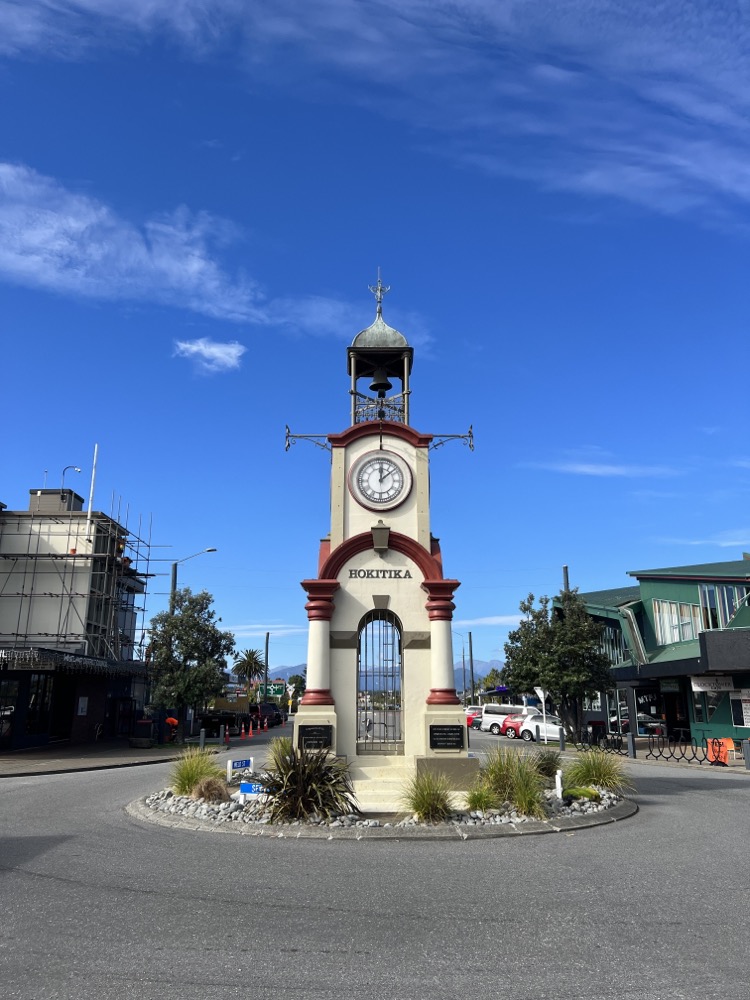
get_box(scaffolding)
[0,491,152,663]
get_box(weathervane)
[368,268,390,317]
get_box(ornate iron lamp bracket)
[285,426,331,453]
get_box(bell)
[369,368,393,396]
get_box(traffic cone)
[224,725,230,746]
[264,717,268,732]
[240,723,246,740]
[248,720,253,739]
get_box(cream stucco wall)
[330,433,431,550]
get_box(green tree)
[482,667,504,692]
[287,673,306,706]
[148,588,236,742]
[233,648,266,686]
[502,589,612,734]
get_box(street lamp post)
[61,465,81,498]
[170,547,217,613]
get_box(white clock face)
[350,451,412,511]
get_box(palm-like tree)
[233,648,265,685]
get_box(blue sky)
[2,1,749,674]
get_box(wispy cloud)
[4,4,750,223]
[656,529,750,548]
[229,623,308,641]
[731,459,750,469]
[531,461,681,478]
[0,162,264,322]
[0,161,423,340]
[454,615,522,628]
[173,338,246,374]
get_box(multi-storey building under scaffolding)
[0,487,151,750]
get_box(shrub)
[464,780,499,813]
[510,757,546,818]
[170,747,224,796]
[482,746,520,802]
[400,770,453,823]
[192,775,230,803]
[259,747,359,823]
[482,747,546,818]
[267,735,293,770]
[532,747,562,780]
[563,786,601,803]
[564,749,635,795]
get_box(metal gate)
[357,610,403,754]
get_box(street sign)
[259,682,285,697]
[227,757,253,781]
[239,781,264,797]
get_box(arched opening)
[357,609,403,754]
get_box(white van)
[479,703,537,735]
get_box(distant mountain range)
[263,660,505,695]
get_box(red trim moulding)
[328,422,433,450]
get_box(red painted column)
[299,579,339,706]
[424,580,461,705]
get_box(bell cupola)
[348,273,414,426]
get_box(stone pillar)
[299,579,339,706]
[424,580,460,705]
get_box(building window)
[692,691,705,723]
[600,625,627,665]
[699,584,750,630]
[729,694,750,728]
[653,600,702,645]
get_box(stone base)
[415,755,480,789]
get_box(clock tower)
[293,278,477,810]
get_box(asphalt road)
[1,745,748,1000]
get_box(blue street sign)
[239,781,264,796]
[232,759,252,770]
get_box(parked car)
[610,712,665,736]
[465,706,482,728]
[469,715,483,730]
[479,703,539,735]
[500,713,527,739]
[519,713,564,742]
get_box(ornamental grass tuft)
[170,746,225,796]
[192,775,230,803]
[259,746,360,823]
[464,781,499,813]
[563,749,635,795]
[531,747,562,780]
[481,747,546,818]
[400,770,453,823]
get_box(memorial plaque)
[298,724,333,750]
[429,724,464,750]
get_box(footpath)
[0,732,273,778]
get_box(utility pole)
[563,564,570,592]
[469,631,476,703]
[462,645,467,706]
[264,631,270,703]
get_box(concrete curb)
[125,796,638,841]
[0,753,186,778]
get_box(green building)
[575,557,750,743]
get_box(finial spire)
[368,268,390,317]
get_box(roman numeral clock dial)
[349,450,413,511]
